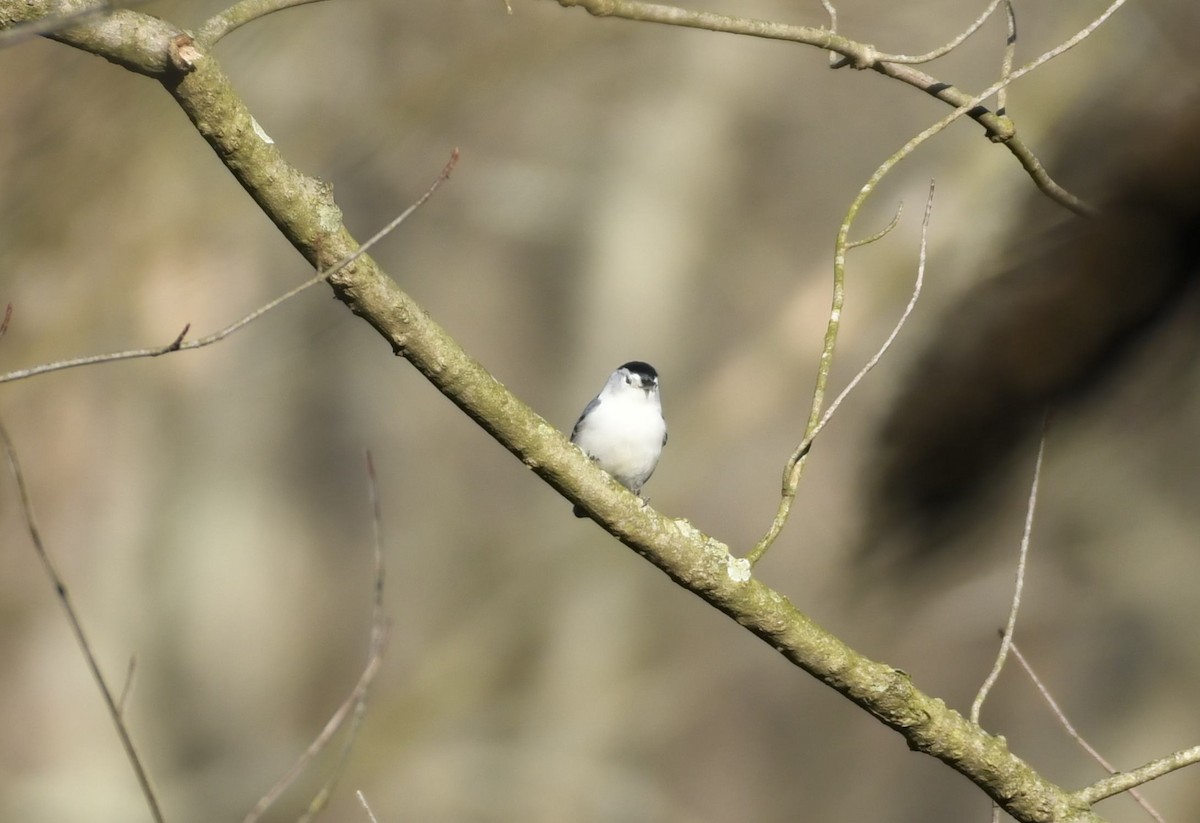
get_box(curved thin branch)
[873,0,1003,64]
[997,0,1016,115]
[747,184,931,565]
[550,0,1109,216]
[244,452,389,823]
[847,201,903,249]
[971,415,1049,723]
[1074,746,1200,805]
[196,0,330,48]
[747,0,1119,560]
[819,0,838,66]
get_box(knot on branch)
[987,115,1016,144]
[830,43,878,71]
[168,34,201,73]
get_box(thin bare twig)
[996,0,1016,116]
[747,0,1120,561]
[819,0,836,30]
[971,414,1049,722]
[552,0,1116,215]
[294,452,389,823]
[1010,642,1165,823]
[0,149,459,387]
[873,0,1004,64]
[819,0,838,66]
[811,191,929,442]
[0,419,165,823]
[847,201,903,249]
[1075,745,1200,806]
[356,790,380,823]
[0,303,11,341]
[745,183,933,565]
[244,451,389,823]
[196,0,331,48]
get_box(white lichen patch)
[251,117,275,145]
[726,556,752,583]
[674,521,751,583]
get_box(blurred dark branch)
[0,419,165,823]
[549,0,1120,216]
[116,655,138,719]
[0,0,111,48]
[0,2,1118,820]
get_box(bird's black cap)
[619,361,658,380]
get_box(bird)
[569,361,667,518]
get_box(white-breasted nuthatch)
[570,361,667,517]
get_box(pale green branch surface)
[0,2,1121,821]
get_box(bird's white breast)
[573,390,665,489]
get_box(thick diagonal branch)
[0,3,1107,820]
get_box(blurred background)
[3,0,1200,821]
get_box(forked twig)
[846,202,903,249]
[746,182,934,564]
[747,0,1121,560]
[244,451,390,823]
[1010,642,1165,823]
[0,149,459,387]
[0,419,165,823]
[553,0,1119,215]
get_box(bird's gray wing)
[570,396,601,442]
